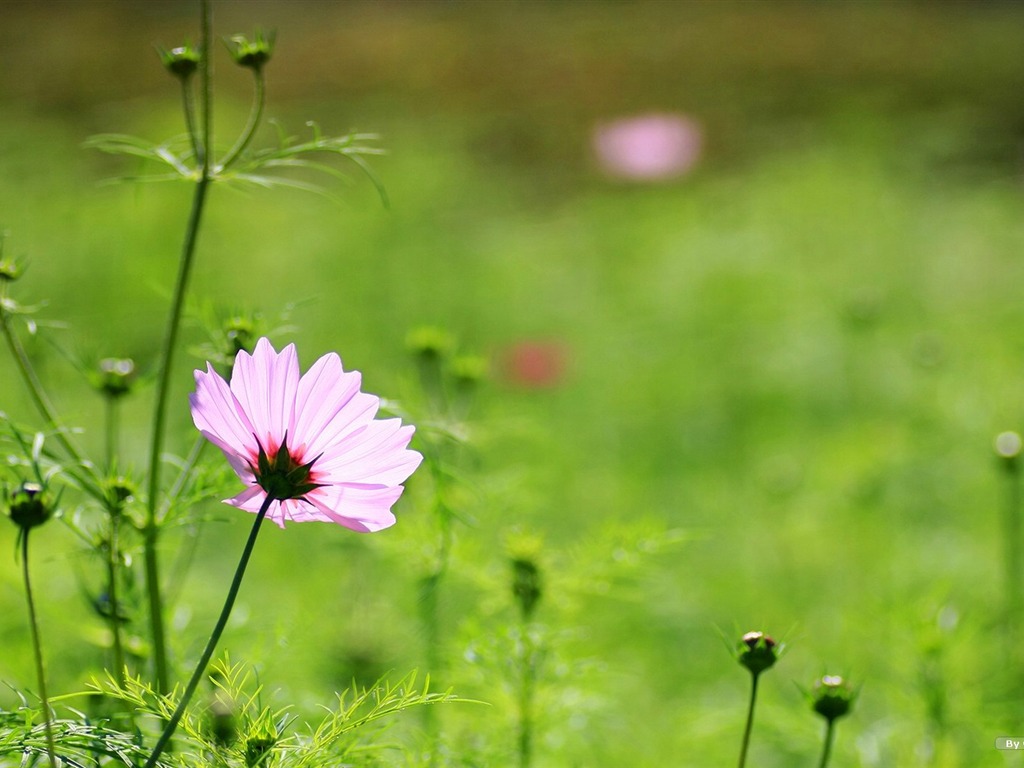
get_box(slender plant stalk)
[0,299,84,467]
[219,69,265,171]
[143,494,272,768]
[180,75,201,165]
[21,530,57,768]
[420,456,453,766]
[737,672,760,768]
[1003,458,1022,625]
[105,397,119,469]
[107,509,127,685]
[817,719,836,768]
[143,0,213,694]
[517,628,537,768]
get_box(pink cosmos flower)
[189,337,422,531]
[592,113,703,181]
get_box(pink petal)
[229,338,300,451]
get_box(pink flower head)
[189,337,422,531]
[592,113,703,181]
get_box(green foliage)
[88,660,463,768]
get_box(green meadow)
[2,1,1024,765]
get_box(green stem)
[180,76,201,165]
[107,509,126,685]
[105,397,119,469]
[21,530,57,768]
[143,0,213,694]
[517,626,537,768]
[1003,462,1021,625]
[0,298,84,468]
[218,69,265,171]
[817,719,836,768]
[143,494,272,768]
[737,672,760,768]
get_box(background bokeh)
[3,1,1024,765]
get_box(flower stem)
[143,0,213,694]
[218,69,265,171]
[21,529,57,768]
[1003,458,1022,626]
[737,672,760,768]
[817,718,836,768]
[107,508,127,685]
[0,294,83,468]
[516,627,538,768]
[143,494,272,768]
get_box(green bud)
[996,431,1022,473]
[7,482,53,531]
[226,30,275,72]
[244,723,278,767]
[159,44,201,80]
[224,316,256,356]
[737,631,778,676]
[511,557,542,620]
[451,354,488,389]
[98,358,136,399]
[103,476,136,514]
[811,675,855,722]
[208,693,237,748]
[406,326,455,362]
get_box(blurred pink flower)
[592,113,702,181]
[189,337,422,531]
[500,341,567,389]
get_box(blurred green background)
[3,1,1024,765]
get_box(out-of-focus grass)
[2,1,1024,765]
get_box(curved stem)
[180,77,201,165]
[143,0,213,694]
[817,719,836,768]
[737,672,760,768]
[218,69,265,171]
[0,298,84,468]
[21,530,57,768]
[143,494,272,768]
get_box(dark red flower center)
[252,433,322,501]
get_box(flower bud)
[159,44,201,80]
[996,431,1022,473]
[736,631,778,676]
[406,326,455,363]
[103,476,136,515]
[7,482,53,531]
[224,316,256,357]
[244,723,278,767]
[208,692,237,748]
[98,358,136,399]
[511,557,542,621]
[226,30,275,72]
[811,675,855,722]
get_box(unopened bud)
[511,557,542,620]
[811,675,855,722]
[159,45,201,80]
[737,631,778,676]
[8,482,53,530]
[226,30,275,72]
[406,326,455,362]
[996,431,1022,473]
[98,358,136,399]
[244,726,278,767]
